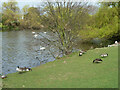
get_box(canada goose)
[79,52,83,56]
[93,58,103,63]
[0,74,7,79]
[16,66,32,72]
[100,53,108,58]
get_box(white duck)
[32,31,35,34]
[40,46,45,50]
[115,41,118,45]
[34,34,38,38]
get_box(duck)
[16,66,32,72]
[93,58,103,63]
[40,46,45,50]
[32,31,35,34]
[79,52,83,56]
[44,32,47,34]
[0,74,7,79]
[100,53,108,58]
[34,34,38,38]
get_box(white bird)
[32,31,35,34]
[115,41,118,44]
[40,46,45,50]
[34,34,38,38]
[44,32,47,34]
[108,45,112,47]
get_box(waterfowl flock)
[16,66,32,73]
[78,49,108,63]
[2,39,117,79]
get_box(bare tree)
[37,1,91,57]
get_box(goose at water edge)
[0,74,7,79]
[16,66,32,72]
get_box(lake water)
[1,30,59,75]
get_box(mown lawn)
[2,46,118,88]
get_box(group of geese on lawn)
[79,50,108,63]
[0,66,32,79]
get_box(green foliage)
[79,2,119,40]
[0,23,2,28]
[21,7,42,29]
[41,2,90,55]
[2,0,20,30]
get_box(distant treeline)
[0,0,120,44]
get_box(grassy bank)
[2,46,118,88]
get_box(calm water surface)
[2,30,58,74]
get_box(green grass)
[2,46,118,88]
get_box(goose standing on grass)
[100,53,108,58]
[16,66,32,72]
[93,58,103,63]
[0,74,7,79]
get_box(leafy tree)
[21,7,41,29]
[79,2,119,41]
[2,0,20,29]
